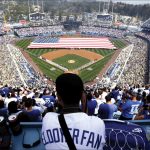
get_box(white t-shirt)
[144,89,149,96]
[34,98,46,105]
[100,92,107,103]
[42,112,105,150]
[4,97,18,107]
[95,99,103,115]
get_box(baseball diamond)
[15,36,127,82]
[41,49,103,61]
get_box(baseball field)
[15,37,127,83]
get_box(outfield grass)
[87,49,115,56]
[30,54,63,81]
[53,54,90,70]
[79,53,114,82]
[111,39,127,49]
[15,38,127,82]
[16,39,32,50]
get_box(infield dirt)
[41,49,103,61]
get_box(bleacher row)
[7,44,43,87]
[14,25,129,39]
[142,18,150,30]
[79,26,128,38]
[15,26,64,37]
[96,36,148,89]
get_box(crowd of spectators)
[0,35,45,88]
[136,32,150,41]
[79,26,128,38]
[0,76,150,124]
[0,36,24,86]
[93,35,148,90]
[104,42,133,85]
[14,25,64,37]
[119,37,148,86]
[14,25,131,39]
[142,18,150,29]
[7,44,42,87]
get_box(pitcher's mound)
[68,60,75,64]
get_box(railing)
[9,119,150,150]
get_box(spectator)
[119,92,141,120]
[42,73,105,149]
[98,94,117,119]
[134,104,150,120]
[94,91,103,115]
[0,100,7,118]
[42,89,55,107]
[32,99,45,114]
[99,87,108,103]
[5,91,18,107]
[23,98,42,122]
[86,92,97,116]
[8,101,22,115]
[111,87,119,100]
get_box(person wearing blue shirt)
[42,89,55,107]
[119,92,141,120]
[98,94,117,119]
[86,92,97,116]
[2,85,10,97]
[111,87,119,100]
[23,98,42,122]
[0,100,8,118]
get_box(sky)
[113,0,150,5]
[96,0,150,5]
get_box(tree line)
[1,1,150,21]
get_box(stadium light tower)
[42,0,44,13]
[98,1,101,13]
[32,0,35,7]
[108,0,111,12]
[28,0,31,14]
[97,0,110,14]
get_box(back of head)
[94,91,99,98]
[131,92,137,99]
[0,100,4,109]
[56,73,84,106]
[105,94,112,103]
[8,101,18,114]
[86,92,93,101]
[25,98,33,108]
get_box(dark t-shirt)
[23,109,41,122]
[0,108,8,118]
[87,99,97,116]
[98,103,117,119]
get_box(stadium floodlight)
[96,0,111,14]
[28,0,30,14]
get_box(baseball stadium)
[15,33,127,83]
[0,0,150,149]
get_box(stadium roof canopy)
[141,18,150,30]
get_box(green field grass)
[30,54,63,80]
[15,38,127,82]
[53,54,90,70]
[79,53,114,82]
[111,39,127,49]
